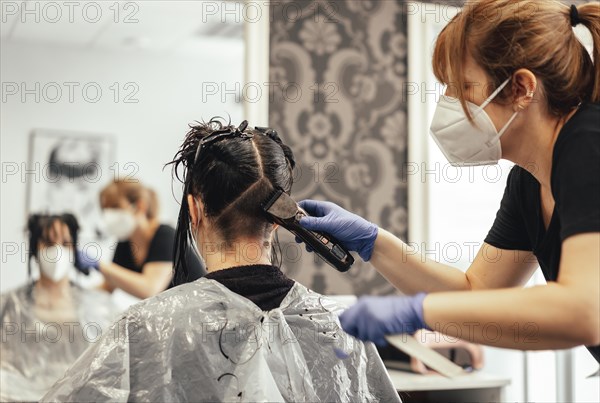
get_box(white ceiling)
[1,0,244,54]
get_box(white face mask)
[38,244,73,282]
[103,209,137,241]
[430,78,519,166]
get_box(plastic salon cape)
[42,278,401,402]
[0,283,118,402]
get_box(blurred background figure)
[97,179,206,300]
[0,213,118,402]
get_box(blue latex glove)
[339,293,429,346]
[297,200,379,261]
[76,249,100,274]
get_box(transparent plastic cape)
[0,283,118,402]
[42,278,401,402]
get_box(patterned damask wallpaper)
[268,0,590,295]
[269,1,409,296]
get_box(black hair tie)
[570,4,581,27]
[266,129,280,143]
[254,125,296,169]
[255,126,280,143]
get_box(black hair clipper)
[263,188,354,272]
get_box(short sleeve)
[484,166,533,251]
[146,225,175,263]
[553,128,600,241]
[112,241,129,266]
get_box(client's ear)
[187,195,205,227]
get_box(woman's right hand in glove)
[296,200,379,261]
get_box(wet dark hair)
[26,213,82,278]
[166,117,296,283]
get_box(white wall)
[0,40,244,292]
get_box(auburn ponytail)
[577,2,600,102]
[433,0,600,119]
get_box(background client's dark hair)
[23,213,82,300]
[27,213,81,278]
[166,117,296,284]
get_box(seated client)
[41,119,400,402]
[1,213,117,402]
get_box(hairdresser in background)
[0,214,117,401]
[97,180,206,299]
[297,0,600,363]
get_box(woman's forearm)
[98,279,116,293]
[99,261,161,299]
[424,283,600,350]
[370,228,471,294]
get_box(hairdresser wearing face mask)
[297,0,600,363]
[96,180,206,299]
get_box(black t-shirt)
[205,264,295,311]
[484,102,600,363]
[113,224,206,290]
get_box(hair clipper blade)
[262,189,354,272]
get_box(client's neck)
[201,237,273,273]
[35,276,72,305]
[37,275,70,294]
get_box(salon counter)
[388,369,510,403]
